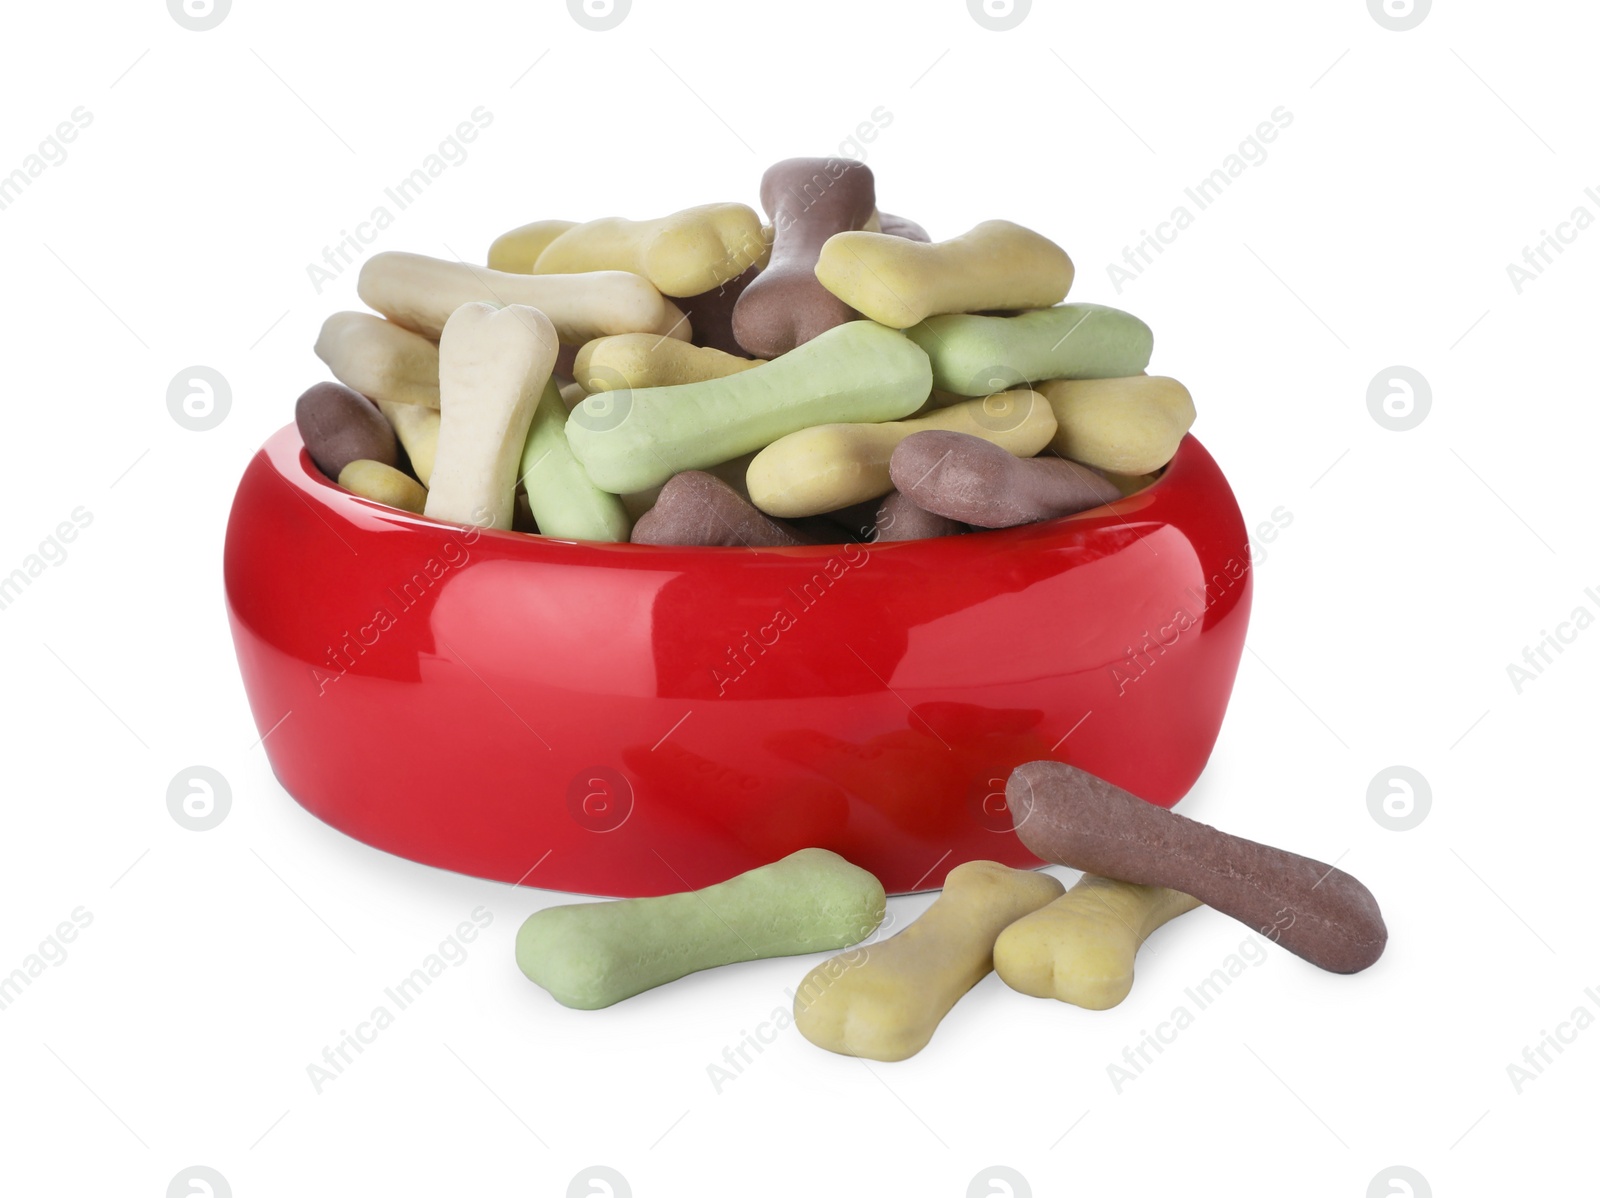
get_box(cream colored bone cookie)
[1039,376,1196,476]
[314,312,441,408]
[814,220,1074,328]
[747,389,1056,518]
[357,251,690,345]
[793,861,1064,1061]
[533,203,767,297]
[994,874,1201,1010]
[574,334,764,392]
[424,303,558,531]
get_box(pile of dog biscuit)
[298,156,1197,545]
[516,762,1387,1061]
[285,156,1387,1055]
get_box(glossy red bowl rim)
[280,425,1176,561]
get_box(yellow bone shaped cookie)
[994,873,1201,1010]
[794,861,1063,1061]
[814,219,1074,328]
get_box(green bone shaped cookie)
[564,320,932,494]
[904,303,1153,396]
[515,848,886,1010]
[517,377,631,542]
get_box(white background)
[1,1,1593,1194]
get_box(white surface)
[1,2,1593,1195]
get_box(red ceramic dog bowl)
[224,427,1251,897]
